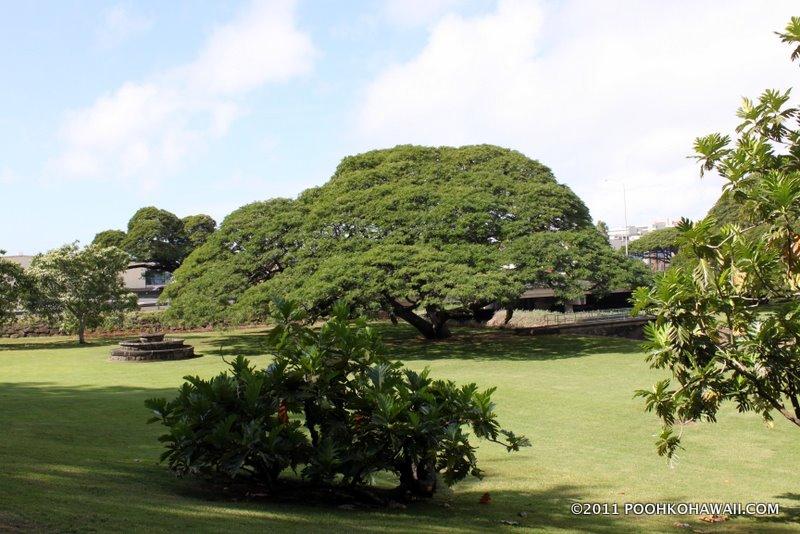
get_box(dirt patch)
[0,512,45,533]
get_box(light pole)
[622,183,629,256]
[603,179,630,255]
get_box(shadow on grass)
[202,331,274,358]
[204,324,644,362]
[764,493,800,526]
[383,330,644,362]
[0,382,632,532]
[0,337,123,352]
[1,382,797,532]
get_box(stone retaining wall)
[0,323,63,338]
[513,316,651,339]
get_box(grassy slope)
[0,327,798,533]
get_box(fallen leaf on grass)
[698,514,728,523]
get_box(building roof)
[1,255,33,269]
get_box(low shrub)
[146,300,529,497]
[95,310,172,333]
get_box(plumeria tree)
[634,17,800,459]
[27,243,136,343]
[147,299,529,496]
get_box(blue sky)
[2,0,799,254]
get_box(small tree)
[627,227,680,257]
[27,244,136,343]
[634,17,800,459]
[628,227,681,270]
[0,251,27,325]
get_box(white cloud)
[56,0,313,183]
[183,0,314,95]
[383,0,465,28]
[0,167,18,185]
[97,4,153,48]
[358,0,800,227]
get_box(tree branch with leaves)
[634,17,800,459]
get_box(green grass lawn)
[1,326,798,533]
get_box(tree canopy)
[92,207,217,272]
[704,190,743,227]
[123,207,189,272]
[92,229,126,249]
[166,145,648,338]
[627,227,681,255]
[163,198,303,325]
[182,214,217,249]
[26,244,136,343]
[634,17,800,459]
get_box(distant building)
[122,264,171,310]
[518,286,633,313]
[608,219,678,252]
[2,255,33,269]
[2,255,169,310]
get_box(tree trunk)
[304,399,320,448]
[77,318,86,344]
[389,300,451,339]
[503,307,515,325]
[398,458,437,497]
[426,306,451,338]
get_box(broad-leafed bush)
[145,356,308,486]
[146,300,529,496]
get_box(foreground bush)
[146,300,529,497]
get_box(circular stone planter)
[110,333,197,362]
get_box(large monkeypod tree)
[634,17,800,459]
[92,207,218,273]
[167,145,645,338]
